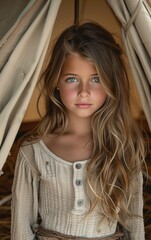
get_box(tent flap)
[107,0,151,130]
[0,0,62,172]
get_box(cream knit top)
[11,140,145,240]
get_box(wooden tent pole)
[74,0,79,25]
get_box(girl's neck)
[66,114,92,137]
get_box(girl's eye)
[91,76,100,83]
[66,77,78,83]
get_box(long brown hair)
[28,22,145,226]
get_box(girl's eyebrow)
[62,73,98,76]
[91,74,98,76]
[62,73,78,76]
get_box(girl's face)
[58,53,106,119]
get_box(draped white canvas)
[0,0,62,172]
[107,0,151,130]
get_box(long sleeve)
[11,149,40,240]
[127,171,145,240]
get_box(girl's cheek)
[61,86,77,95]
[59,88,76,102]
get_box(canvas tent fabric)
[107,0,151,130]
[0,0,62,172]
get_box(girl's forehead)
[60,53,97,75]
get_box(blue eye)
[91,76,100,83]
[66,77,78,83]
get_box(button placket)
[72,162,86,214]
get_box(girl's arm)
[11,148,40,240]
[127,171,145,240]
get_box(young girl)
[11,22,145,240]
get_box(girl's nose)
[78,82,90,97]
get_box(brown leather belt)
[33,226,125,240]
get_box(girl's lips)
[75,104,92,108]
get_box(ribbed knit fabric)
[11,140,145,240]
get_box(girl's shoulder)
[20,140,39,155]
[20,134,59,159]
[19,140,43,174]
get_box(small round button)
[77,199,84,206]
[75,179,82,186]
[75,163,82,169]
